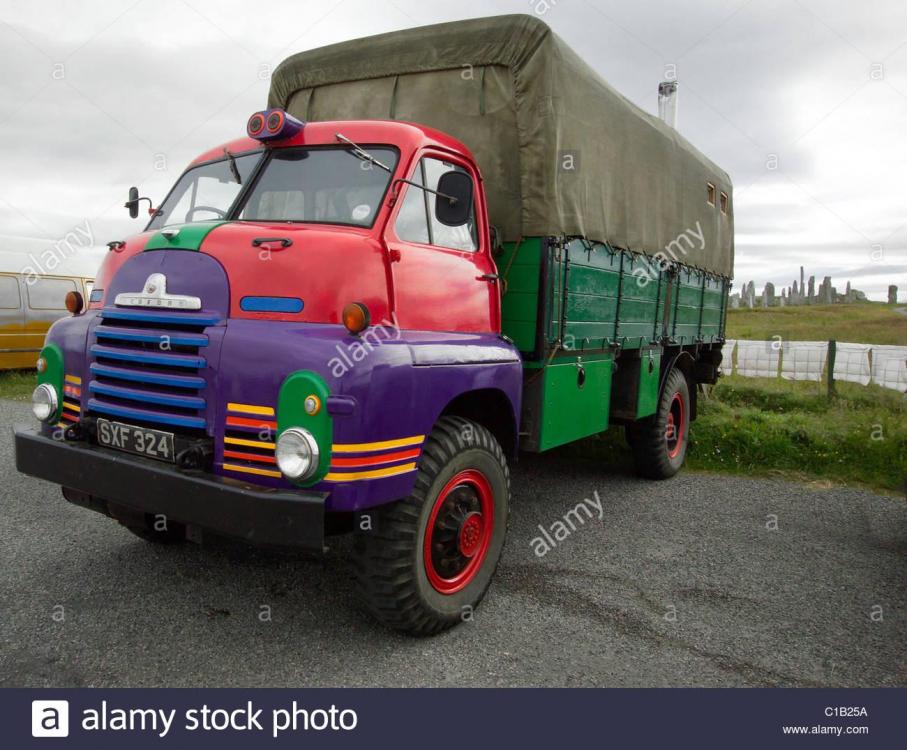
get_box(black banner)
[9,688,903,747]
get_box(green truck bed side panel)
[506,237,730,359]
[700,276,726,341]
[499,238,543,353]
[617,255,664,348]
[562,244,620,350]
[671,267,706,345]
[536,355,613,451]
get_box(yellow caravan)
[0,272,94,370]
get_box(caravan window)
[27,278,77,310]
[0,276,20,309]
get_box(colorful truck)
[14,16,732,635]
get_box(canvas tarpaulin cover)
[268,14,734,276]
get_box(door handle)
[251,237,293,249]
[477,273,500,282]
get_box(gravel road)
[1,398,904,687]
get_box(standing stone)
[800,266,805,295]
[780,289,787,307]
[763,282,775,307]
[730,293,740,309]
[746,281,756,309]
[889,285,899,305]
[807,275,815,303]
[821,276,834,304]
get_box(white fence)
[720,340,907,392]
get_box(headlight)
[32,383,58,423]
[275,427,320,480]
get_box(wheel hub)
[423,469,495,595]
[458,512,484,558]
[665,391,685,459]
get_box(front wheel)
[630,367,691,479]
[352,416,509,636]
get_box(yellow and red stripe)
[325,435,424,482]
[61,373,81,423]
[221,402,279,480]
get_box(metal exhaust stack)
[658,81,679,129]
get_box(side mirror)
[125,186,140,219]
[434,171,473,227]
[489,225,503,254]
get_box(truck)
[14,15,733,635]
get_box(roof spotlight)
[247,109,304,141]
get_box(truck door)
[383,153,499,333]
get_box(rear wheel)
[352,416,509,636]
[630,367,691,479]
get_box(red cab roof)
[189,120,474,168]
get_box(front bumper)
[14,426,326,550]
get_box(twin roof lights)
[246,109,305,142]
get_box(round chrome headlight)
[32,383,58,423]
[275,427,320,480]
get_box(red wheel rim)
[665,391,685,459]
[423,469,494,594]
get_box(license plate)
[96,418,175,463]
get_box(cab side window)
[395,160,430,244]
[394,157,478,251]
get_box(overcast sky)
[1,0,905,299]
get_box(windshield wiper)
[335,133,392,173]
[335,132,458,206]
[223,148,242,184]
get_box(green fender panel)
[37,342,64,423]
[277,371,333,486]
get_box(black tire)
[631,367,691,480]
[108,503,186,544]
[352,416,510,636]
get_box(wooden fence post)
[827,339,836,398]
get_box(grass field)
[0,370,36,401]
[726,302,907,345]
[572,376,906,495]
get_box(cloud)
[0,0,904,300]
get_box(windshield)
[237,147,398,228]
[148,152,261,229]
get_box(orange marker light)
[304,394,321,416]
[342,302,370,334]
[65,291,84,315]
